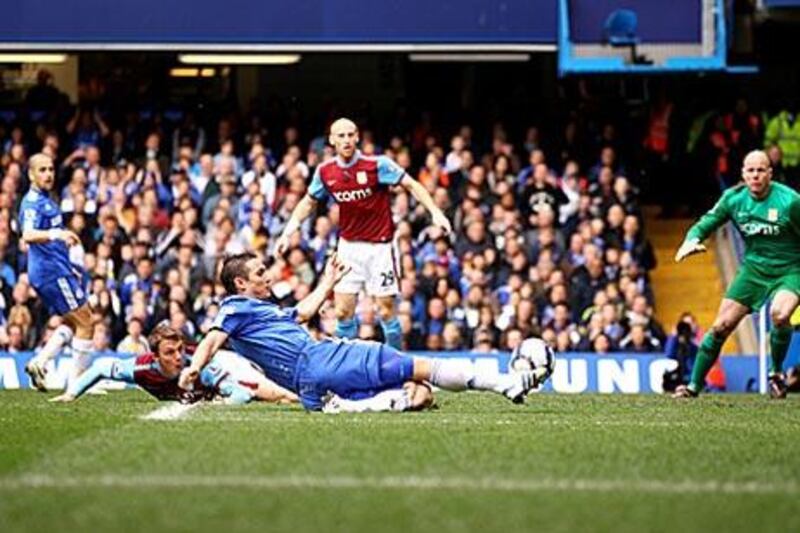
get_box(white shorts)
[335,239,399,297]
[214,350,267,387]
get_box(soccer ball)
[508,337,555,379]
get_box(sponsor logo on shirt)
[332,188,373,203]
[739,222,780,236]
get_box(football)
[508,337,556,380]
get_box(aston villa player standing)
[275,118,452,349]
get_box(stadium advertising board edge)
[0,351,761,393]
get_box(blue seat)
[603,9,651,65]
[605,9,639,46]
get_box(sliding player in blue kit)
[179,253,547,413]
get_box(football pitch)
[1,391,799,533]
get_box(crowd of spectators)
[0,72,676,356]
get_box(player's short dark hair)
[220,252,258,294]
[148,324,185,353]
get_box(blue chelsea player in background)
[179,252,545,413]
[19,153,96,392]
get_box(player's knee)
[66,305,93,330]
[771,308,791,327]
[710,319,735,338]
[334,306,355,321]
[377,306,395,323]
[375,297,395,321]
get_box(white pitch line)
[1,475,797,495]
[140,402,200,421]
[186,414,698,428]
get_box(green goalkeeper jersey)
[686,181,800,275]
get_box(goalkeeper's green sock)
[769,326,792,375]
[688,332,725,393]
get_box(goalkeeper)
[674,150,800,398]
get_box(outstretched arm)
[179,329,229,389]
[50,358,135,402]
[675,191,732,262]
[275,194,318,255]
[399,175,452,235]
[294,253,351,322]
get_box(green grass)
[1,390,799,533]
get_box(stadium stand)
[0,71,673,357]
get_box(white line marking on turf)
[140,402,199,421]
[1,475,797,495]
[185,414,698,428]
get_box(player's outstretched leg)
[26,324,74,392]
[424,358,545,404]
[673,298,748,399]
[69,337,97,392]
[322,382,433,414]
[673,332,725,398]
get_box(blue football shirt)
[18,187,76,285]
[211,295,311,391]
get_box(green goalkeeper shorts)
[725,263,800,311]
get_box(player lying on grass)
[178,252,547,412]
[674,149,800,399]
[49,325,299,405]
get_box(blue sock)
[335,317,358,339]
[380,317,403,349]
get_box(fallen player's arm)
[206,372,256,405]
[294,253,350,322]
[179,329,229,389]
[250,377,299,405]
[201,362,298,405]
[50,358,134,402]
[294,276,336,323]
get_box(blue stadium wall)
[0,0,708,46]
[0,0,555,45]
